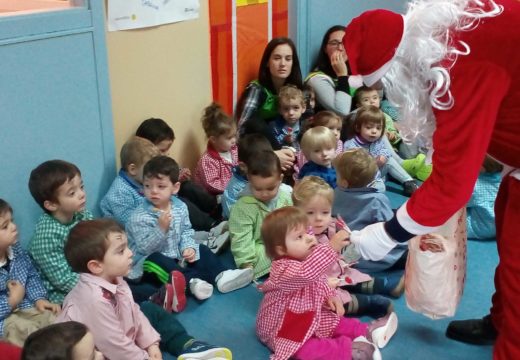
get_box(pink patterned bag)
[405,209,467,319]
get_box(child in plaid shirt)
[256,207,398,360]
[100,136,160,227]
[194,103,238,197]
[467,155,503,239]
[27,160,93,304]
[135,118,224,233]
[126,156,254,304]
[229,150,293,279]
[0,199,60,346]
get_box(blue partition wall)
[0,1,115,246]
[289,0,408,75]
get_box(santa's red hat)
[343,9,404,87]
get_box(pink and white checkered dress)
[256,244,341,360]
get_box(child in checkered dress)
[27,160,93,304]
[0,199,60,346]
[194,103,238,197]
[256,207,398,360]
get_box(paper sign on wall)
[108,0,200,31]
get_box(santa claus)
[342,0,520,358]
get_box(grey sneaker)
[207,231,230,254]
[193,231,210,245]
[216,268,254,293]
[209,221,229,237]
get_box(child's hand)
[376,155,387,167]
[182,248,196,263]
[327,277,340,288]
[7,280,25,309]
[179,168,192,182]
[158,210,172,233]
[147,343,162,359]
[35,299,61,314]
[386,131,397,142]
[326,296,345,316]
[330,230,350,253]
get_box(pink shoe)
[352,336,381,360]
[368,312,398,348]
[170,270,187,313]
[149,284,174,313]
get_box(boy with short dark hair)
[56,219,232,360]
[28,160,93,304]
[222,133,276,219]
[229,150,293,279]
[0,199,60,346]
[126,156,254,302]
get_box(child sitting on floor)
[28,160,94,304]
[257,206,398,360]
[222,133,279,219]
[136,118,224,234]
[194,103,238,197]
[298,126,338,188]
[334,149,407,273]
[22,321,103,360]
[100,136,160,226]
[296,110,344,175]
[467,155,503,239]
[268,85,306,151]
[229,150,293,279]
[344,105,419,195]
[292,177,403,319]
[126,156,253,304]
[0,199,60,346]
[56,219,232,360]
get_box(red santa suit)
[343,1,520,358]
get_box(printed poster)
[108,0,200,31]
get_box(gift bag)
[405,209,467,319]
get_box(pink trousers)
[293,317,368,360]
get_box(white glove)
[350,222,398,261]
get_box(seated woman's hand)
[274,148,296,171]
[330,50,348,77]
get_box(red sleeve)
[397,61,511,235]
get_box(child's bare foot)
[352,336,381,360]
[367,312,398,348]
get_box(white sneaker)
[216,268,254,293]
[209,221,228,237]
[207,231,230,254]
[369,312,398,349]
[189,278,214,300]
[193,231,210,244]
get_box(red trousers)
[491,174,520,359]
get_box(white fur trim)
[397,201,442,235]
[350,222,397,261]
[348,75,364,89]
[363,59,394,87]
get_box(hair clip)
[306,226,315,235]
